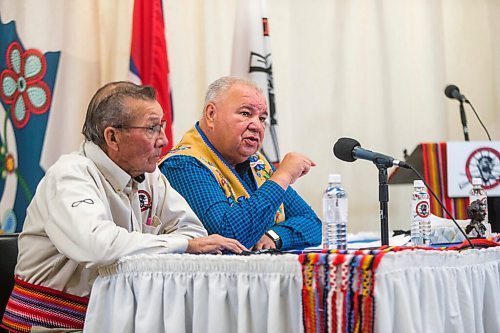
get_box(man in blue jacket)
[159,76,321,251]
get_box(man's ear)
[204,102,217,129]
[103,127,120,152]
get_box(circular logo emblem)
[415,201,430,218]
[138,190,152,212]
[465,147,500,189]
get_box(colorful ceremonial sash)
[299,238,499,333]
[160,124,285,223]
[1,278,89,333]
[299,250,386,333]
[422,143,468,219]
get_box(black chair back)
[0,233,19,321]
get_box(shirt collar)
[82,141,143,193]
[235,159,251,176]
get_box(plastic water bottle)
[322,174,348,250]
[469,178,491,237]
[410,180,431,246]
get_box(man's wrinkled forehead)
[227,82,265,100]
[240,100,268,116]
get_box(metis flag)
[129,0,173,153]
[231,0,280,165]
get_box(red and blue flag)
[129,0,173,154]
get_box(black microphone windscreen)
[444,84,459,99]
[333,137,360,162]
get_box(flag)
[231,0,280,165]
[129,0,173,154]
[0,15,60,233]
[0,1,132,233]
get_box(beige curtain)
[2,0,497,233]
[164,0,500,233]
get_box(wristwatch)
[265,230,282,249]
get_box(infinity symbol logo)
[71,199,95,207]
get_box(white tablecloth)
[83,254,303,333]
[375,247,500,333]
[84,247,500,333]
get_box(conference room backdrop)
[0,0,498,235]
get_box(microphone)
[444,84,469,140]
[444,84,467,102]
[333,137,410,169]
[332,137,475,249]
[444,84,492,141]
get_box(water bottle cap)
[413,180,425,188]
[472,178,482,186]
[328,174,341,183]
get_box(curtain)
[163,0,500,233]
[1,0,498,233]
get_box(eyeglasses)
[114,119,167,138]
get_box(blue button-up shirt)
[159,146,321,250]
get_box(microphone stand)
[377,164,390,246]
[459,100,469,141]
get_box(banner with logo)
[447,141,500,197]
[231,0,280,165]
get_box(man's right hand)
[186,234,247,254]
[270,152,316,190]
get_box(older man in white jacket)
[1,81,245,333]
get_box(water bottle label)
[412,200,430,221]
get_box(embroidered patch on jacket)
[138,190,152,211]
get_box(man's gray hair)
[203,76,263,109]
[82,81,156,147]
